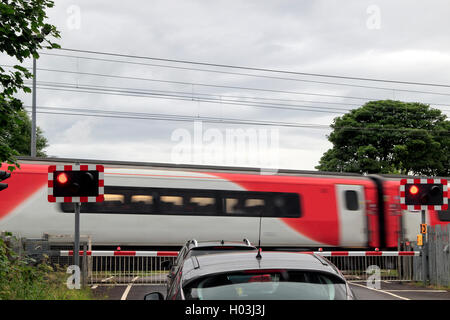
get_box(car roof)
[181,251,343,283]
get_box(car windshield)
[183,270,347,300]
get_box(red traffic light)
[409,185,419,195]
[57,173,68,184]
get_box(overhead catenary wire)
[7,63,374,102]
[26,80,353,114]
[7,63,450,109]
[26,80,450,114]
[23,105,450,134]
[38,52,450,97]
[51,47,450,89]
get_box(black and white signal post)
[400,178,448,284]
[48,164,104,268]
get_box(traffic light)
[0,170,11,191]
[52,170,99,197]
[400,178,448,210]
[404,183,444,206]
[48,165,104,202]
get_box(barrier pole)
[74,203,80,268]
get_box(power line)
[39,52,450,96]
[9,63,450,108]
[7,63,374,102]
[29,81,351,114]
[23,105,450,134]
[53,47,450,89]
[16,65,361,107]
[27,79,450,114]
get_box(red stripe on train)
[0,164,48,220]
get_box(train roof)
[15,156,448,181]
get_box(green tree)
[0,0,60,170]
[316,100,450,176]
[4,110,48,157]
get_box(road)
[92,281,450,300]
[349,281,450,300]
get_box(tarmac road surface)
[92,280,450,300]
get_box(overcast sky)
[3,0,450,170]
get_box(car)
[162,238,257,290]
[146,250,355,300]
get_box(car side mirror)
[144,292,165,300]
[161,260,173,269]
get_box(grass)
[0,236,102,300]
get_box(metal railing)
[54,250,177,285]
[325,253,420,282]
[53,250,421,285]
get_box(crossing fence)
[52,250,422,285]
[425,224,449,287]
[53,250,177,285]
[7,232,441,286]
[322,252,420,282]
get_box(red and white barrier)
[60,250,179,257]
[60,250,420,257]
[310,251,420,257]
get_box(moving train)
[1,157,449,249]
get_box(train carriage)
[0,158,448,249]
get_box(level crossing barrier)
[56,250,421,284]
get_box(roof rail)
[312,253,329,266]
[191,256,200,269]
[243,238,251,246]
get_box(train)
[0,157,449,249]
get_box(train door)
[336,185,367,246]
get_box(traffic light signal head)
[48,164,104,203]
[405,183,444,206]
[53,170,99,197]
[0,170,11,191]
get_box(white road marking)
[101,276,115,283]
[384,290,447,293]
[350,282,410,300]
[120,276,139,301]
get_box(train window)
[161,196,183,205]
[225,198,239,214]
[437,207,450,222]
[345,190,359,211]
[225,197,265,215]
[160,196,184,214]
[185,197,217,214]
[131,195,153,204]
[105,194,125,203]
[60,186,301,217]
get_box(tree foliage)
[0,0,60,170]
[316,100,450,176]
[4,110,48,157]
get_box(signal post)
[400,178,448,285]
[48,164,104,269]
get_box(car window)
[183,270,347,300]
